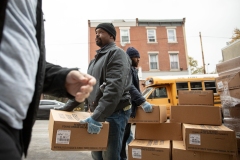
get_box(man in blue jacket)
[120,47,153,160]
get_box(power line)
[46,35,232,46]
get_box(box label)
[56,130,71,144]
[217,81,224,89]
[132,148,142,159]
[189,134,201,145]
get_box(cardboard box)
[216,72,240,91]
[227,88,240,99]
[135,122,182,140]
[216,56,240,74]
[128,105,167,123]
[170,105,222,125]
[237,137,240,151]
[219,68,240,77]
[219,90,240,108]
[172,141,237,160]
[128,140,170,160]
[223,118,240,137]
[220,88,240,103]
[178,90,214,105]
[49,109,109,151]
[183,123,238,155]
[222,106,240,118]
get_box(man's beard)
[132,60,138,67]
[96,38,103,47]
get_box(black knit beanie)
[96,23,116,40]
[126,47,140,58]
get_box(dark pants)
[120,123,132,160]
[92,109,131,160]
[0,118,22,160]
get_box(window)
[142,87,153,98]
[176,82,189,94]
[147,29,156,42]
[169,53,179,70]
[190,82,202,90]
[149,53,159,70]
[120,28,130,44]
[204,81,217,93]
[149,87,168,99]
[40,101,54,105]
[167,28,177,42]
[40,100,57,105]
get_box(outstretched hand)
[65,71,96,103]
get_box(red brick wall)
[89,25,187,71]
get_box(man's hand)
[80,117,102,134]
[141,101,153,113]
[65,71,96,102]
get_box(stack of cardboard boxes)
[172,90,237,160]
[127,90,238,160]
[216,56,240,152]
[128,105,180,160]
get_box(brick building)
[88,18,189,84]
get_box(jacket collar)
[96,42,116,54]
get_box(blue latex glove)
[141,101,153,113]
[80,117,102,134]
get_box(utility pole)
[199,32,206,74]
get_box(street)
[23,120,135,160]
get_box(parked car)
[37,100,65,120]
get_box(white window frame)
[169,51,180,70]
[148,52,159,70]
[166,27,177,43]
[146,27,157,43]
[120,27,130,45]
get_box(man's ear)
[107,33,113,40]
[110,36,115,42]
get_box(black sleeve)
[43,62,78,98]
[129,83,146,106]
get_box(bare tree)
[229,28,240,44]
[189,56,203,74]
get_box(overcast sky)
[42,0,240,74]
